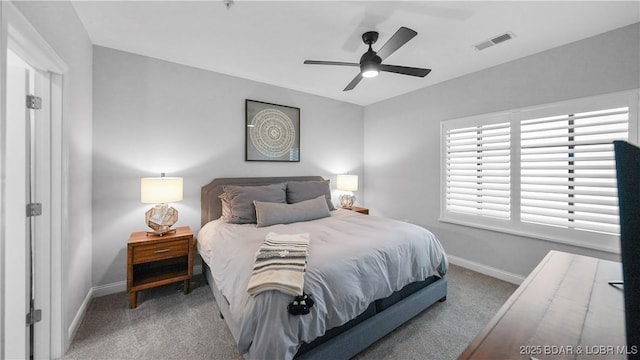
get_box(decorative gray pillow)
[254,195,331,227]
[219,183,286,224]
[286,180,336,211]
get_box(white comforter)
[197,209,448,360]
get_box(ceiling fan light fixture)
[362,69,379,78]
[361,62,380,78]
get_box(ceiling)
[72,1,639,106]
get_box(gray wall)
[364,23,640,278]
[92,46,364,287]
[13,0,94,350]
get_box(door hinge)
[26,95,42,110]
[26,203,42,217]
[26,309,42,325]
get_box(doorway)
[2,2,67,358]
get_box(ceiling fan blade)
[343,73,363,91]
[304,60,359,67]
[375,27,417,61]
[380,64,431,77]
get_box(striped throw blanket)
[247,232,310,297]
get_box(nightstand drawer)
[132,239,188,264]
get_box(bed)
[199,176,448,359]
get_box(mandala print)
[250,108,296,158]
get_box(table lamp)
[140,173,183,236]
[337,174,358,209]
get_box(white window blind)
[440,91,638,252]
[445,122,511,219]
[520,107,628,235]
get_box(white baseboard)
[92,280,126,297]
[447,254,525,285]
[68,287,93,341]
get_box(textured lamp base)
[145,204,179,236]
[339,193,356,209]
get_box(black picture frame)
[245,99,300,162]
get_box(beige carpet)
[64,264,516,360]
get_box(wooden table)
[459,250,629,359]
[347,206,369,214]
[127,226,194,308]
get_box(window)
[445,122,511,219]
[520,108,627,235]
[440,91,639,253]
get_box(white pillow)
[254,195,330,228]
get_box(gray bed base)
[200,176,448,359]
[204,264,447,359]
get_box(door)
[4,49,51,360]
[5,58,31,360]
[2,2,66,358]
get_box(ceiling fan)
[304,27,431,91]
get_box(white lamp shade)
[141,177,183,204]
[336,175,358,192]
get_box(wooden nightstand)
[347,206,369,215]
[127,226,194,309]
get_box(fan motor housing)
[360,50,382,65]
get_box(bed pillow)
[254,195,331,227]
[286,180,336,211]
[219,183,286,224]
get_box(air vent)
[474,32,515,51]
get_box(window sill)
[438,215,620,254]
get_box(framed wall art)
[245,99,300,162]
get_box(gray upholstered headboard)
[200,176,325,226]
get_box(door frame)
[1,2,67,358]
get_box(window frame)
[440,90,639,254]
